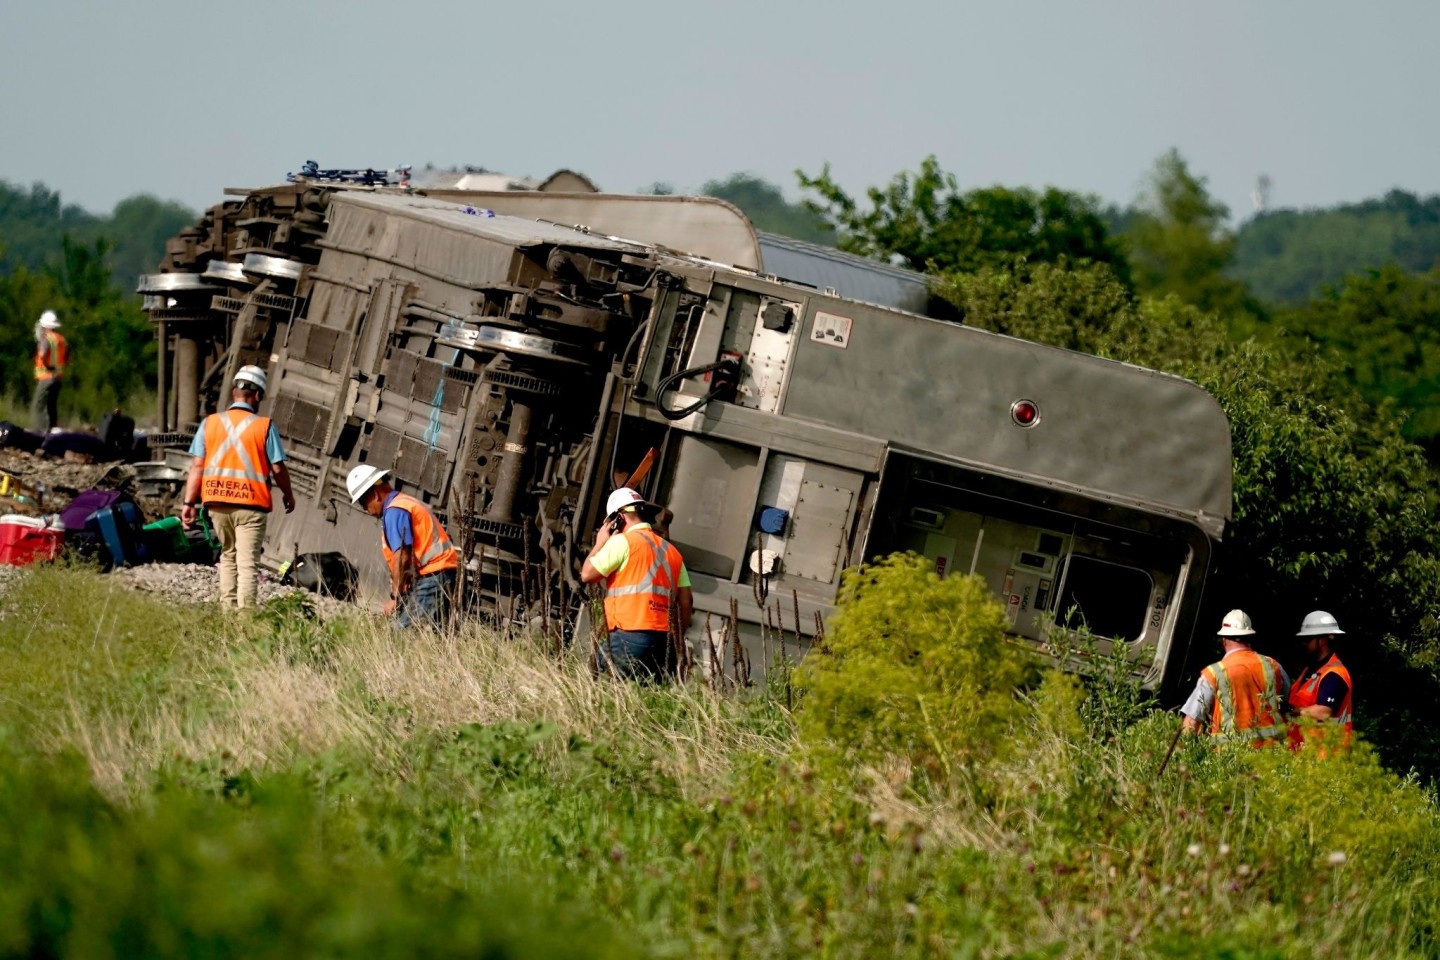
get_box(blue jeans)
[597,629,673,682]
[398,569,456,630]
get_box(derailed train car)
[141,182,1231,698]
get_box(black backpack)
[284,552,359,602]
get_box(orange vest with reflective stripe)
[34,331,68,381]
[1201,649,1286,745]
[380,492,459,577]
[603,528,684,632]
[1287,653,1353,752]
[200,408,273,510]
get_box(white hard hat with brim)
[606,487,656,516]
[1297,610,1345,637]
[1217,608,1256,636]
[347,464,389,503]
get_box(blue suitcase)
[86,501,150,569]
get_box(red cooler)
[0,515,65,566]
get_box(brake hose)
[655,357,741,421]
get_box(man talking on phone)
[580,487,693,681]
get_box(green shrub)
[793,554,1036,773]
[1043,619,1159,741]
[0,738,634,959]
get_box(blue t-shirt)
[382,490,415,553]
[188,402,287,463]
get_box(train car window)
[1055,555,1153,642]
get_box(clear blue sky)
[3,0,1437,221]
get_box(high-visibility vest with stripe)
[603,528,684,632]
[34,332,68,381]
[1202,649,1286,744]
[381,492,459,577]
[200,408,274,510]
[1287,653,1353,752]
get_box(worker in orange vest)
[1180,609,1291,745]
[181,365,296,608]
[1287,610,1353,754]
[346,464,460,630]
[580,487,693,680]
[31,310,68,433]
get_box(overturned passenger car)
[142,181,1231,697]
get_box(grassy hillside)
[2,562,1438,958]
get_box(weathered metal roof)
[757,232,932,313]
[414,190,765,268]
[329,193,650,253]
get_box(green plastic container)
[143,511,219,563]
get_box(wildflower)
[1327,851,1347,865]
[1186,843,1202,857]
[1237,864,1251,876]
[1218,843,1231,856]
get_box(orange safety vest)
[602,528,684,633]
[200,408,274,510]
[1287,653,1353,753]
[34,331,68,381]
[1201,649,1287,745]
[380,492,459,577]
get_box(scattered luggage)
[85,500,150,569]
[283,551,358,601]
[40,432,110,461]
[99,409,137,461]
[0,421,42,453]
[142,510,220,565]
[59,488,129,533]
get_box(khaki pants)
[208,505,268,608]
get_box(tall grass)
[2,561,1438,958]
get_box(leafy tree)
[797,156,1129,281]
[1124,149,1254,318]
[0,238,154,423]
[0,258,62,403]
[0,180,193,294]
[1232,190,1440,304]
[700,173,835,245]
[104,194,196,288]
[0,182,96,273]
[1278,265,1440,455]
[934,258,1134,353]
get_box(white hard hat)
[605,487,649,516]
[38,310,60,330]
[346,464,388,503]
[1217,608,1256,637]
[1297,610,1345,637]
[234,364,268,394]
